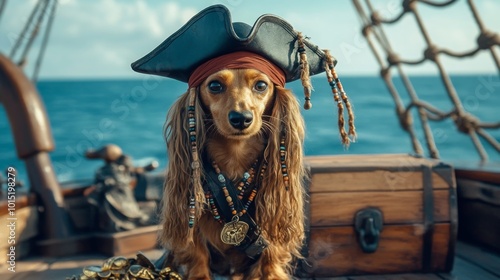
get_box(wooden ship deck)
[0,241,498,280]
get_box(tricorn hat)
[131,4,333,83]
[131,4,355,145]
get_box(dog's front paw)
[245,268,290,280]
[187,275,211,280]
[186,266,212,280]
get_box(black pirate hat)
[131,4,355,145]
[131,4,334,83]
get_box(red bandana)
[188,51,286,88]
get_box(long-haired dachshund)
[161,68,305,279]
[131,5,355,279]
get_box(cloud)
[0,0,198,78]
[334,0,499,74]
[0,0,497,79]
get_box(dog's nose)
[228,110,253,130]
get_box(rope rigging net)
[353,0,500,162]
[7,0,58,82]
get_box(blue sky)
[0,0,498,79]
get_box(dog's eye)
[208,81,225,93]
[254,81,268,92]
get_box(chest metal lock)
[354,207,384,253]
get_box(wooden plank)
[0,206,38,263]
[65,195,94,230]
[310,190,450,226]
[36,234,94,257]
[455,166,500,185]
[458,196,500,251]
[436,274,456,280]
[305,154,444,169]
[0,194,37,215]
[308,225,422,276]
[0,250,167,279]
[455,241,500,278]
[457,179,500,206]
[308,224,449,277]
[450,256,500,280]
[0,270,47,280]
[310,170,449,193]
[314,277,349,280]
[346,273,444,279]
[94,225,160,256]
[0,206,39,242]
[431,224,451,271]
[307,224,451,277]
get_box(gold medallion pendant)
[221,216,249,246]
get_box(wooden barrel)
[297,154,457,277]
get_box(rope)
[9,0,43,59]
[17,0,50,69]
[7,0,57,81]
[0,0,7,24]
[467,0,500,74]
[32,0,58,81]
[353,0,500,162]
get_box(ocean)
[1,75,499,187]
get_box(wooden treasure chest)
[297,154,457,277]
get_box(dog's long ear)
[160,89,206,250]
[257,86,306,259]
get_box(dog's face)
[199,69,275,139]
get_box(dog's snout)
[228,110,253,130]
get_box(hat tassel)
[324,50,356,146]
[297,32,313,110]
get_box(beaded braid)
[323,50,356,146]
[280,134,289,191]
[187,87,202,228]
[297,32,313,110]
[324,50,347,144]
[338,75,356,140]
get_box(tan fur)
[161,69,305,279]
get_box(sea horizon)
[1,74,499,187]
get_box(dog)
[161,68,306,279]
[131,5,355,279]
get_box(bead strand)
[212,162,237,216]
[188,196,195,228]
[280,136,289,191]
[187,89,199,228]
[242,163,267,215]
[238,160,258,199]
[205,191,223,224]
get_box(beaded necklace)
[206,159,267,224]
